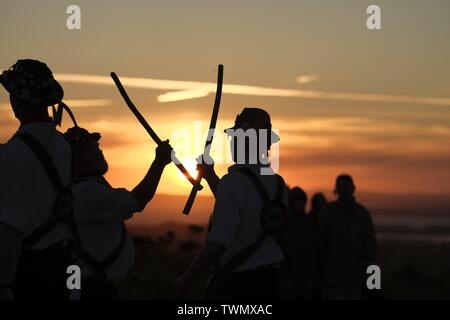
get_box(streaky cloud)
[1,99,111,109]
[157,89,210,102]
[54,73,450,106]
[65,99,112,107]
[297,74,320,84]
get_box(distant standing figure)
[308,192,327,298]
[281,187,320,299]
[319,174,377,300]
[309,192,327,217]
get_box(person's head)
[65,126,108,178]
[311,192,327,214]
[1,59,64,124]
[334,174,355,201]
[289,187,308,215]
[225,107,280,164]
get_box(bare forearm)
[132,160,166,210]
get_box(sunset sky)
[1,0,450,223]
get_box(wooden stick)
[183,65,223,215]
[111,72,202,190]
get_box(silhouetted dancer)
[0,59,77,300]
[64,126,172,300]
[175,107,288,299]
[319,174,377,300]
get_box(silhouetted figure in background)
[319,174,377,300]
[308,192,327,298]
[65,126,172,300]
[281,187,320,299]
[309,192,327,217]
[0,60,75,300]
[175,107,288,299]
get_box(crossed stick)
[183,65,224,215]
[111,72,203,191]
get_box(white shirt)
[72,180,140,282]
[208,164,288,272]
[0,122,72,250]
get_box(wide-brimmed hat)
[225,107,280,145]
[0,59,64,107]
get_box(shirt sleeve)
[74,182,141,223]
[0,150,30,234]
[207,175,242,250]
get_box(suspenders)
[74,179,129,278]
[15,132,74,249]
[221,168,285,273]
[16,133,127,277]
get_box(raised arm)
[196,156,220,196]
[132,140,172,210]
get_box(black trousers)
[206,266,280,300]
[13,242,74,300]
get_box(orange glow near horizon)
[1,0,450,220]
[1,105,449,198]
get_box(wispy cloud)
[55,73,450,106]
[0,99,111,110]
[157,89,210,103]
[296,74,320,84]
[65,99,111,108]
[279,117,450,150]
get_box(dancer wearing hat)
[0,59,77,300]
[175,107,288,299]
[64,126,172,299]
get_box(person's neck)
[20,115,52,127]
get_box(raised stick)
[111,72,202,190]
[183,65,223,215]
